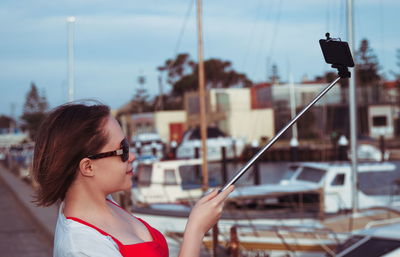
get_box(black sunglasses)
[87,138,130,162]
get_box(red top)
[66,201,169,257]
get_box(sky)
[0,0,399,118]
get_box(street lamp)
[67,16,76,102]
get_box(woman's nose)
[128,152,136,162]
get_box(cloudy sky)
[0,0,399,117]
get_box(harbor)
[2,143,400,256]
[1,0,400,256]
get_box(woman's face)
[91,115,135,194]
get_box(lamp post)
[346,0,358,213]
[67,16,76,102]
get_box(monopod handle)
[219,76,342,193]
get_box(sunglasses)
[87,138,130,162]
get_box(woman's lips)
[126,169,133,175]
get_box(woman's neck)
[63,180,112,220]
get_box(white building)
[209,88,275,144]
[368,104,400,139]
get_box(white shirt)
[53,202,123,257]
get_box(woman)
[32,102,234,257]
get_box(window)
[282,165,299,180]
[208,162,223,187]
[372,116,387,126]
[187,95,200,115]
[358,171,400,195]
[179,164,202,189]
[296,167,326,183]
[137,165,152,187]
[179,163,223,189]
[188,127,227,140]
[216,92,230,112]
[331,173,345,186]
[255,87,272,108]
[164,169,177,185]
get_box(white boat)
[128,159,400,255]
[131,158,210,205]
[175,127,245,161]
[356,143,390,162]
[131,160,400,214]
[131,132,164,160]
[230,161,400,214]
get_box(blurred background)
[1,1,400,256]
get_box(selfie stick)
[219,34,353,193]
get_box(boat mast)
[289,74,299,146]
[196,0,208,191]
[347,0,358,212]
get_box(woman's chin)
[122,179,133,191]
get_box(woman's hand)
[179,185,235,257]
[186,185,235,235]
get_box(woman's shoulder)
[54,208,122,257]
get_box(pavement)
[0,165,56,257]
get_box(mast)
[196,0,208,191]
[347,0,358,212]
[289,74,299,146]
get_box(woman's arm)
[178,185,234,257]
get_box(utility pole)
[158,75,164,110]
[196,0,208,191]
[10,103,16,132]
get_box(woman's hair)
[32,102,111,206]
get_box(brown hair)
[32,102,111,206]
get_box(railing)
[221,224,344,257]
[365,217,400,229]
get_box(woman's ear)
[79,158,95,177]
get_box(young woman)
[32,102,234,257]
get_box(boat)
[175,126,245,161]
[131,132,164,160]
[333,218,400,256]
[199,207,400,257]
[230,161,400,214]
[131,158,207,205]
[131,160,400,214]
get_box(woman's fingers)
[187,185,235,235]
[215,185,235,204]
[198,185,234,205]
[199,189,218,203]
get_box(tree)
[158,53,196,87]
[355,39,381,85]
[0,115,15,130]
[390,48,400,84]
[391,49,400,100]
[158,53,252,98]
[130,86,152,113]
[20,82,48,140]
[269,63,280,84]
[355,39,381,103]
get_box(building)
[118,111,186,144]
[213,87,275,143]
[185,87,275,144]
[116,79,399,145]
